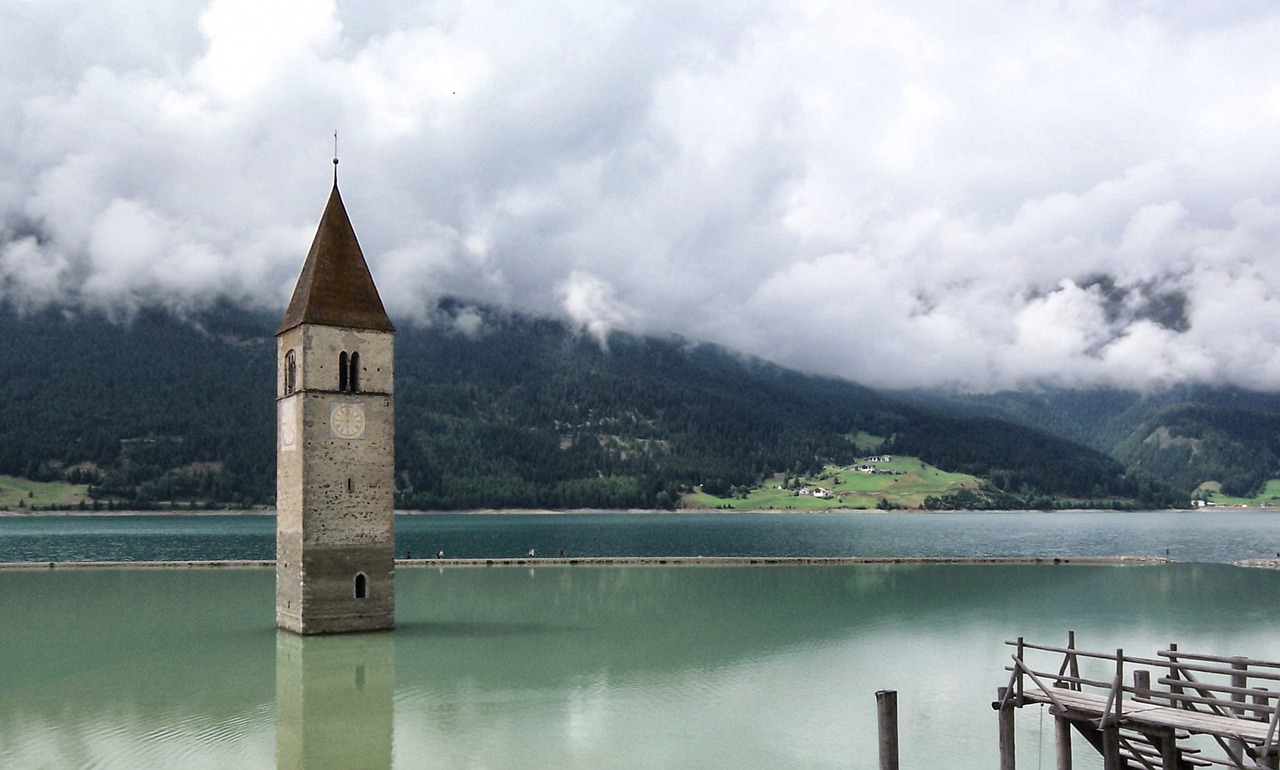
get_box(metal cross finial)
[332,130,339,183]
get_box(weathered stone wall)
[298,390,394,546]
[297,544,394,633]
[298,326,394,395]
[277,328,305,630]
[277,324,395,634]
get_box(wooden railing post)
[1102,648,1124,770]
[1254,689,1271,721]
[1016,637,1025,705]
[1168,643,1183,708]
[1232,657,1248,761]
[876,690,899,770]
[1068,631,1080,691]
[997,686,1016,770]
[1134,670,1151,700]
[1114,649,1125,723]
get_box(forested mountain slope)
[907,386,1280,498]
[0,300,1183,510]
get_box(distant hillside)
[0,300,1183,510]
[906,386,1280,499]
[0,300,276,507]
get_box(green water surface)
[2,563,1278,768]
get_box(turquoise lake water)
[3,509,1280,562]
[2,562,1279,768]
[3,512,1280,768]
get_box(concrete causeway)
[0,555,1173,569]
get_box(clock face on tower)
[329,402,367,440]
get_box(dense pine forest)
[0,299,1186,510]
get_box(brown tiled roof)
[277,182,395,335]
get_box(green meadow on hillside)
[0,475,92,511]
[684,455,981,511]
[1194,479,1280,508]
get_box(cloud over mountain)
[4,0,1280,391]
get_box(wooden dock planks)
[1022,687,1274,743]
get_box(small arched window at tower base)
[354,572,368,600]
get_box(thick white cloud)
[4,0,1280,390]
[558,270,635,349]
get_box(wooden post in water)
[1153,726,1179,770]
[876,690,899,770]
[997,686,1016,770]
[1261,746,1280,770]
[1101,725,1121,770]
[1055,714,1072,770]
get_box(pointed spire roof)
[278,181,395,335]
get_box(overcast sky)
[4,0,1280,391]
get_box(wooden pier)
[995,633,1280,769]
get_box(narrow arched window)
[354,572,368,599]
[349,351,360,393]
[338,351,349,392]
[283,350,297,395]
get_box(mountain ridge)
[903,385,1280,501]
[0,298,1184,510]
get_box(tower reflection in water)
[276,631,395,769]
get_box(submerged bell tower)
[276,159,395,634]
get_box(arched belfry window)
[354,572,368,600]
[283,350,297,395]
[338,351,360,393]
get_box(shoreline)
[0,555,1175,570]
[1,507,1251,518]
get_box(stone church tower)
[276,165,395,634]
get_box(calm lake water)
[2,509,1280,563]
[2,563,1279,768]
[3,512,1280,768]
